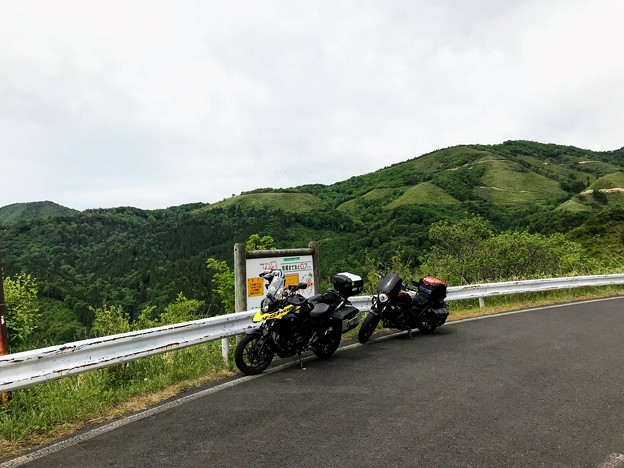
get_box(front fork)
[369,296,383,318]
[247,324,273,359]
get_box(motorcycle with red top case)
[358,269,449,344]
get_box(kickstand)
[408,329,414,340]
[298,352,306,371]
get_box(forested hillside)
[1,140,623,348]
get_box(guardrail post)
[221,338,229,364]
[479,297,485,309]
[220,243,247,365]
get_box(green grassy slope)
[0,201,78,226]
[195,192,325,213]
[475,159,566,204]
[386,182,460,208]
[588,172,624,190]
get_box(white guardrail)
[1,274,623,392]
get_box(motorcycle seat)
[309,303,333,320]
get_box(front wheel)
[234,334,275,375]
[312,325,341,358]
[358,312,381,344]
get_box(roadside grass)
[2,286,623,457]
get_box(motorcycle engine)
[274,332,306,358]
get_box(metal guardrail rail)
[1,274,623,392]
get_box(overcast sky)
[1,0,623,210]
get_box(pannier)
[417,276,447,303]
[332,305,361,332]
[431,306,449,325]
[331,272,364,297]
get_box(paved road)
[4,297,624,468]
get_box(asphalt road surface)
[3,297,624,468]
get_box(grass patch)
[337,187,409,211]
[515,155,592,182]
[606,191,624,205]
[555,198,593,213]
[363,187,405,200]
[386,182,460,208]
[196,192,324,213]
[476,160,566,204]
[588,172,624,190]
[576,161,624,176]
[336,199,358,212]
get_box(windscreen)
[376,273,402,295]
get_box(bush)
[3,274,40,351]
[421,217,583,284]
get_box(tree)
[159,293,205,324]
[473,232,582,281]
[206,258,235,314]
[592,190,608,205]
[3,274,40,351]
[245,234,275,250]
[424,217,493,284]
[422,218,583,284]
[90,304,131,337]
[207,234,275,314]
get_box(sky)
[1,0,623,211]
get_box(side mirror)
[297,282,307,290]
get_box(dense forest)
[1,140,623,350]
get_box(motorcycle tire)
[312,325,341,358]
[358,312,381,344]
[234,334,275,375]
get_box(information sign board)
[245,255,315,310]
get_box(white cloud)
[1,0,623,210]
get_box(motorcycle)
[358,269,449,344]
[234,269,363,375]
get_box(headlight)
[378,292,389,303]
[261,299,271,313]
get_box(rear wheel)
[312,325,341,358]
[358,312,381,344]
[234,334,275,375]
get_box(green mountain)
[0,201,78,226]
[304,141,623,211]
[1,141,622,344]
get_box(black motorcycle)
[234,271,363,375]
[358,271,449,344]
